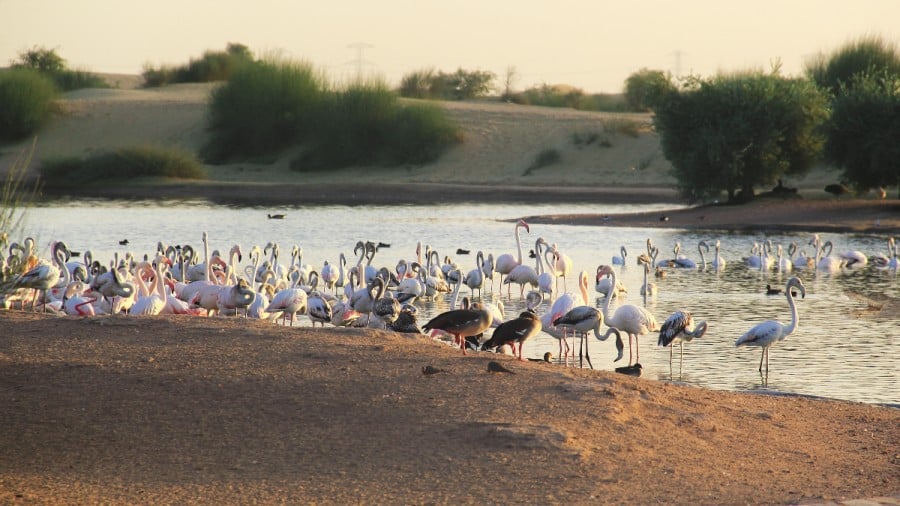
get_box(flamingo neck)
[515,225,523,263]
[784,288,799,335]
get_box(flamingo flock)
[2,225,897,380]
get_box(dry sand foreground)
[0,312,898,505]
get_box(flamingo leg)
[759,348,766,372]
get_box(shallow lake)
[18,199,900,405]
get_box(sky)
[1,0,899,94]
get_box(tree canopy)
[653,70,829,203]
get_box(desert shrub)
[10,46,108,91]
[0,68,58,141]
[203,58,325,162]
[40,146,205,185]
[293,81,462,169]
[624,68,676,111]
[509,84,627,112]
[397,68,496,100]
[523,148,561,175]
[382,103,463,164]
[142,43,254,87]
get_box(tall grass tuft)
[0,69,58,141]
[509,84,628,112]
[1,141,40,295]
[203,58,325,163]
[40,146,206,186]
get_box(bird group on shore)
[2,225,893,379]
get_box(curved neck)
[601,269,615,321]
[784,289,799,335]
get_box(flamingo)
[494,219,530,295]
[776,244,792,273]
[811,235,843,272]
[711,240,727,271]
[545,241,573,293]
[463,251,486,299]
[595,264,626,298]
[480,311,543,360]
[873,237,898,270]
[307,290,333,327]
[839,249,868,269]
[372,290,401,329]
[14,241,67,311]
[539,271,590,366]
[503,245,539,298]
[611,245,627,266]
[597,265,659,366]
[636,253,657,302]
[552,305,624,369]
[130,259,168,316]
[422,302,493,355]
[266,283,309,326]
[481,252,495,293]
[660,242,697,269]
[533,239,554,301]
[658,310,708,371]
[735,276,806,373]
[216,279,256,317]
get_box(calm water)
[18,200,900,405]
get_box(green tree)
[624,68,675,111]
[806,35,900,97]
[11,46,66,73]
[824,72,900,197]
[653,70,829,203]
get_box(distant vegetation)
[142,43,254,87]
[507,84,628,112]
[0,69,58,141]
[40,146,206,186]
[399,68,496,100]
[9,45,109,91]
[204,57,462,169]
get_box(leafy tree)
[823,72,900,197]
[11,46,66,73]
[653,70,829,203]
[806,35,900,97]
[624,68,675,111]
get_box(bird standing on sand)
[480,311,542,360]
[658,310,708,371]
[422,302,493,355]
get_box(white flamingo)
[265,284,308,326]
[711,240,727,271]
[534,239,554,301]
[735,276,806,373]
[14,241,67,311]
[597,265,659,366]
[463,251,486,299]
[776,244,793,273]
[503,244,539,298]
[494,219,529,295]
[611,245,627,266]
[307,290,333,327]
[811,235,843,272]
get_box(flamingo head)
[597,264,615,278]
[517,219,530,233]
[787,277,806,299]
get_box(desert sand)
[1,79,898,505]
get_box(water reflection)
[19,200,900,405]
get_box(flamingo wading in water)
[735,276,806,374]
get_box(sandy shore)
[1,312,897,505]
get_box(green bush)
[293,81,462,169]
[142,43,254,87]
[10,46,108,91]
[40,146,206,185]
[397,67,496,100]
[0,69,58,141]
[203,58,325,162]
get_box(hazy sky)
[2,0,898,93]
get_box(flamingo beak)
[614,334,624,362]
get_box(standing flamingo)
[658,311,709,371]
[14,241,67,311]
[735,276,806,373]
[552,305,624,369]
[711,240,727,271]
[596,265,659,366]
[494,219,529,295]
